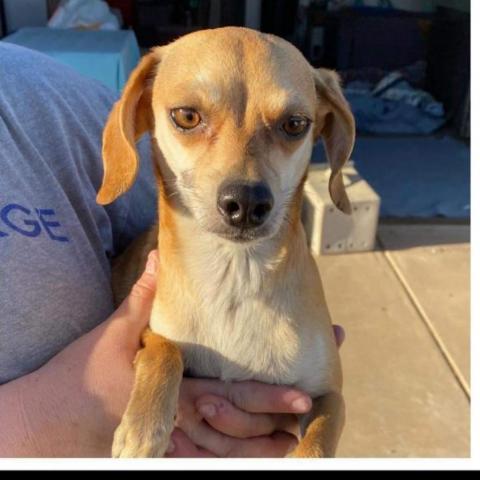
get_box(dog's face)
[97,27,355,244]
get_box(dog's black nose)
[217,181,274,228]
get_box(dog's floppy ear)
[312,68,355,214]
[97,50,160,205]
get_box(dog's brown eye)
[282,116,310,137]
[171,108,201,130]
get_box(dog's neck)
[153,165,309,303]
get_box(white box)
[302,162,381,255]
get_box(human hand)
[167,325,346,458]
[167,379,310,457]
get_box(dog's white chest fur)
[150,235,336,398]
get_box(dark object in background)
[2,0,49,34]
[133,0,235,48]
[106,0,134,27]
[341,60,428,90]
[261,0,298,43]
[426,7,470,139]
[0,0,5,38]
[457,87,470,139]
[324,10,430,71]
[219,0,244,26]
[134,0,198,47]
[47,0,61,18]
[134,0,180,46]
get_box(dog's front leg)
[290,391,345,458]
[112,329,183,458]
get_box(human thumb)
[116,249,158,336]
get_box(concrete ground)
[315,222,470,457]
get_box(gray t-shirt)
[0,43,157,384]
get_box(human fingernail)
[145,251,157,274]
[198,403,217,418]
[291,397,312,413]
[166,440,175,454]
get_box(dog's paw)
[112,416,173,458]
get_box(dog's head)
[97,27,355,244]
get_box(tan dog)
[97,26,355,458]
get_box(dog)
[96,26,355,458]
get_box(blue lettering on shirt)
[0,204,69,242]
[35,208,69,242]
[1,204,41,237]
